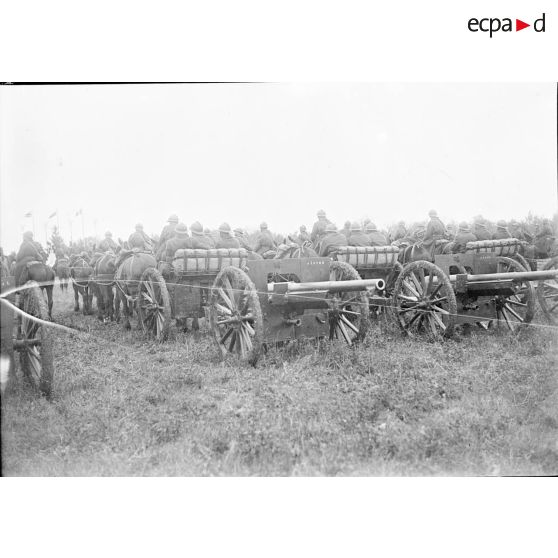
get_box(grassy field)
[2,285,558,476]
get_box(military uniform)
[191,233,213,250]
[297,228,311,244]
[347,231,370,247]
[15,237,47,285]
[159,222,178,247]
[473,222,491,241]
[424,216,446,246]
[311,218,331,244]
[392,222,407,242]
[164,236,193,260]
[216,235,240,249]
[128,231,149,249]
[98,236,118,252]
[366,227,388,246]
[254,230,276,255]
[453,226,477,253]
[492,227,511,240]
[319,230,347,257]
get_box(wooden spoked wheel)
[137,268,172,340]
[393,260,457,338]
[537,256,558,325]
[18,281,54,398]
[327,262,369,345]
[209,267,263,366]
[494,257,535,331]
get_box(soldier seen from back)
[128,223,153,250]
[234,227,254,251]
[253,222,277,255]
[424,209,446,242]
[190,222,213,249]
[310,209,332,246]
[365,222,388,246]
[14,231,47,285]
[163,223,192,260]
[348,221,370,247]
[216,223,240,249]
[158,214,179,249]
[492,220,511,240]
[472,217,491,241]
[391,221,407,242]
[203,227,216,248]
[318,223,347,257]
[341,220,352,240]
[452,221,477,253]
[98,231,118,252]
[297,225,310,245]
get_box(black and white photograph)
[1,82,557,477]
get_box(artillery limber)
[1,271,54,398]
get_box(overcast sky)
[0,83,556,251]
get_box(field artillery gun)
[1,271,54,398]
[390,239,558,337]
[136,249,383,364]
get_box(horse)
[17,261,55,320]
[396,238,449,265]
[54,256,70,291]
[114,251,157,330]
[70,255,94,314]
[92,252,117,322]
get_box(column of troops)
[2,209,557,282]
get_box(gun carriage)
[1,271,54,397]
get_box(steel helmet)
[190,221,203,234]
[299,225,307,232]
[219,222,231,233]
[135,223,144,231]
[175,223,188,236]
[459,221,470,231]
[317,209,326,218]
[428,209,438,217]
[233,227,244,235]
[365,222,378,232]
[260,222,268,230]
[350,221,361,232]
[105,231,112,237]
[325,222,337,233]
[23,231,33,240]
[497,219,507,228]
[168,214,179,223]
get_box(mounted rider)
[472,216,492,241]
[365,222,388,246]
[158,214,179,248]
[310,209,332,246]
[348,222,371,247]
[14,231,48,285]
[492,220,511,240]
[204,227,216,248]
[318,223,347,257]
[452,221,477,253]
[128,223,153,251]
[297,225,311,245]
[98,231,118,252]
[234,227,254,251]
[191,221,214,249]
[216,223,241,249]
[253,222,276,256]
[163,223,192,260]
[423,210,447,253]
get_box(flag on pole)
[75,208,83,217]
[48,210,57,219]
[24,211,33,218]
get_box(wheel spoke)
[337,320,353,345]
[431,305,450,315]
[223,275,237,308]
[430,310,446,331]
[402,279,420,299]
[340,313,359,334]
[220,327,234,345]
[505,297,527,307]
[427,314,439,336]
[410,272,423,295]
[217,287,234,311]
[504,304,524,323]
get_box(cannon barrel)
[449,269,558,283]
[268,278,385,294]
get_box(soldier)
[158,214,179,248]
[348,222,370,247]
[163,223,192,260]
[297,225,311,244]
[14,231,47,285]
[423,210,447,252]
[253,222,277,255]
[128,223,153,250]
[492,220,511,240]
[310,209,331,245]
[508,219,526,241]
[234,227,254,251]
[318,223,347,257]
[203,227,216,248]
[365,222,388,246]
[452,221,477,253]
[216,223,240,249]
[190,222,213,249]
[341,220,352,240]
[472,217,492,241]
[98,231,118,252]
[391,221,407,242]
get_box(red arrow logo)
[516,19,530,31]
